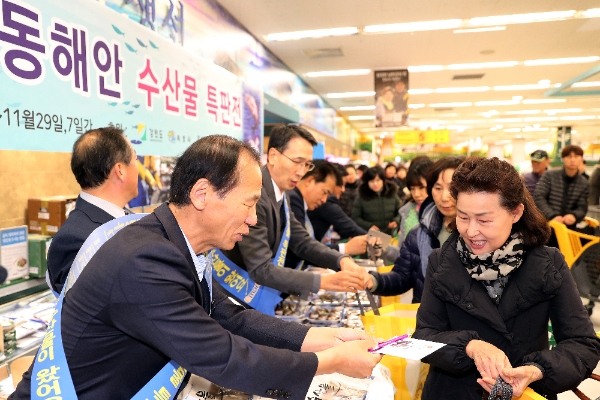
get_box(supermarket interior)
[1,0,600,399]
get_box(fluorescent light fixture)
[339,105,376,111]
[364,19,462,34]
[454,26,506,34]
[408,104,425,109]
[505,110,540,115]
[456,120,478,124]
[494,118,523,123]
[583,8,600,18]
[523,127,550,132]
[469,11,576,27]
[544,108,582,114]
[475,100,520,106]
[265,27,359,42]
[429,102,472,107]
[306,69,370,78]
[408,88,434,95]
[327,91,375,98]
[572,81,600,88]
[523,117,558,122]
[560,116,596,120]
[408,65,444,72]
[435,86,490,93]
[512,96,524,100]
[447,61,518,70]
[522,99,566,104]
[524,56,600,66]
[446,125,469,130]
[504,128,522,133]
[494,84,549,91]
[348,115,375,120]
[538,80,551,86]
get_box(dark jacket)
[413,232,600,400]
[339,180,360,217]
[523,171,543,195]
[47,196,113,293]
[534,168,589,222]
[308,195,367,243]
[351,184,401,234]
[370,198,443,303]
[11,204,317,400]
[589,167,600,205]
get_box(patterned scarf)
[456,232,525,305]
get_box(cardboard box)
[27,196,77,235]
[28,234,52,278]
[0,226,29,282]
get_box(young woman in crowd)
[397,156,433,245]
[413,157,600,400]
[367,157,464,302]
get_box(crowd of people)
[10,124,600,400]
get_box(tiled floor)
[557,299,600,400]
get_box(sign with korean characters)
[394,129,450,144]
[0,0,263,155]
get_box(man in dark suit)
[10,135,380,400]
[47,127,139,293]
[285,161,367,270]
[220,125,370,312]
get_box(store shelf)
[0,280,49,306]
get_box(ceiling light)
[543,108,582,114]
[408,104,425,109]
[429,102,472,107]
[408,89,434,95]
[572,81,600,88]
[408,65,444,72]
[306,69,370,77]
[348,115,375,120]
[435,86,490,93]
[494,118,523,123]
[475,100,520,106]
[454,26,506,33]
[523,127,550,132]
[522,99,566,104]
[583,8,600,18]
[523,117,558,122]
[512,96,523,101]
[265,27,359,42]
[560,116,596,120]
[339,105,375,111]
[469,10,576,27]
[524,56,600,66]
[490,127,498,131]
[456,120,478,124]
[505,110,540,115]
[447,61,518,70]
[364,19,462,34]
[327,91,375,98]
[494,84,549,91]
[538,80,551,86]
[504,128,522,133]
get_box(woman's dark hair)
[384,163,397,173]
[406,157,433,188]
[426,156,465,198]
[359,166,397,200]
[170,135,261,205]
[450,157,550,247]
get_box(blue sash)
[32,214,186,400]
[212,196,293,315]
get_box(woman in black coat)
[413,157,600,400]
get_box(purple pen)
[369,334,409,353]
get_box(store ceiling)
[216,0,600,147]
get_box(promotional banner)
[0,0,263,155]
[394,129,449,145]
[374,69,409,128]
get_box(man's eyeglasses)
[275,149,315,171]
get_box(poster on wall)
[0,0,263,156]
[374,69,409,128]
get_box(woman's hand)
[370,225,380,231]
[387,221,398,229]
[466,340,512,386]
[500,365,544,397]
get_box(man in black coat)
[47,127,139,293]
[11,135,380,400]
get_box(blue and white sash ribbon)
[212,195,294,315]
[32,214,186,400]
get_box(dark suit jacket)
[308,195,367,243]
[221,166,343,299]
[47,196,114,293]
[11,204,317,400]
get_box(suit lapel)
[261,166,282,242]
[77,196,114,224]
[154,203,211,314]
